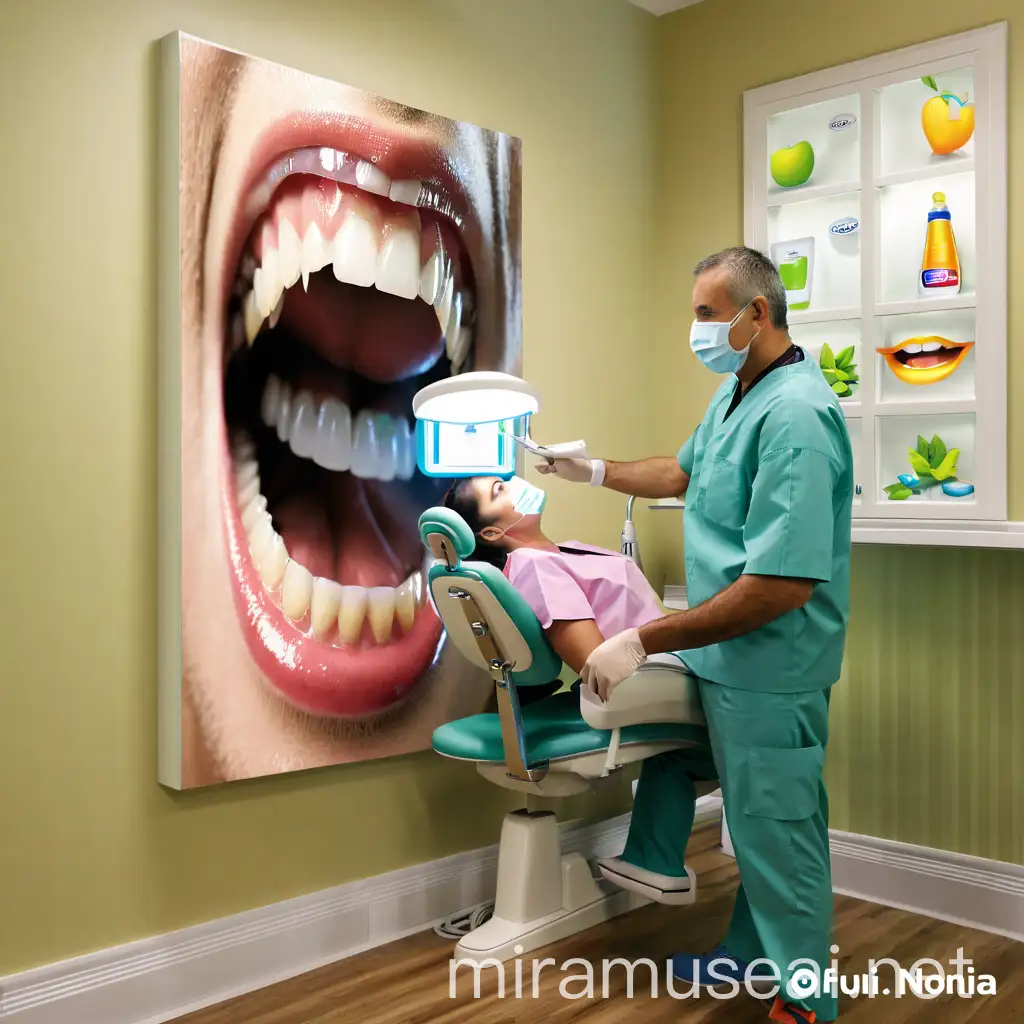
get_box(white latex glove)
[535,457,604,485]
[581,627,647,702]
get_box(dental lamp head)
[411,372,539,478]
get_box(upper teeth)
[237,185,472,372]
[903,343,923,354]
[921,341,944,352]
[260,374,415,481]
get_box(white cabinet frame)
[743,24,1009,542]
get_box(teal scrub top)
[677,353,853,693]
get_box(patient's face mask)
[689,301,761,374]
[506,475,547,516]
[479,476,546,542]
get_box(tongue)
[278,274,444,385]
[274,476,409,588]
[905,352,951,368]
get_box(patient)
[444,475,715,901]
[443,475,665,675]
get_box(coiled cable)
[433,900,495,939]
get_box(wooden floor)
[176,825,1024,1023]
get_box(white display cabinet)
[744,24,1013,545]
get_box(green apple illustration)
[770,141,815,188]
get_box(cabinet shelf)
[874,398,976,417]
[875,160,974,190]
[875,296,975,317]
[788,307,861,326]
[745,24,1008,543]
[767,180,861,208]
[852,520,1024,549]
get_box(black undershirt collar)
[723,343,804,420]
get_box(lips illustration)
[876,336,972,385]
[216,114,490,720]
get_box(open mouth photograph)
[161,33,522,788]
[876,334,973,385]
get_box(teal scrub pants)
[622,677,837,1022]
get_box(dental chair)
[419,506,717,961]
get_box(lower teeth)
[233,437,425,647]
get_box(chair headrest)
[418,507,476,568]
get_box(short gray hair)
[693,246,789,329]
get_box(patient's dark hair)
[443,479,509,571]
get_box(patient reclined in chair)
[419,503,717,961]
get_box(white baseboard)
[829,829,1024,942]
[3,812,1020,1023]
[0,813,631,1024]
[720,812,1023,941]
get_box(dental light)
[412,372,644,570]
[413,371,539,425]
[412,372,539,479]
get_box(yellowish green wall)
[0,0,655,975]
[658,0,1024,863]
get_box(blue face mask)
[689,301,761,374]
[479,476,547,544]
[506,475,547,516]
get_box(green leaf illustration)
[836,346,855,368]
[928,434,947,469]
[831,382,849,396]
[931,448,960,482]
[834,368,849,381]
[908,450,933,478]
[819,344,836,370]
[922,75,938,92]
[916,435,930,459]
[845,371,860,384]
[885,483,913,500]
[822,368,839,384]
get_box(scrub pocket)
[700,458,749,532]
[743,743,824,821]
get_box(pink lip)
[214,110,464,718]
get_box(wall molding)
[722,812,1023,941]
[828,829,1024,942]
[3,809,1020,1023]
[0,814,632,1024]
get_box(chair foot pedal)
[597,858,697,906]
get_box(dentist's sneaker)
[671,945,777,993]
[768,997,816,1023]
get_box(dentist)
[539,247,853,1023]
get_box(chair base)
[451,808,646,963]
[453,886,646,962]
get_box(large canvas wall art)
[157,32,522,788]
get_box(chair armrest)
[578,654,706,730]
